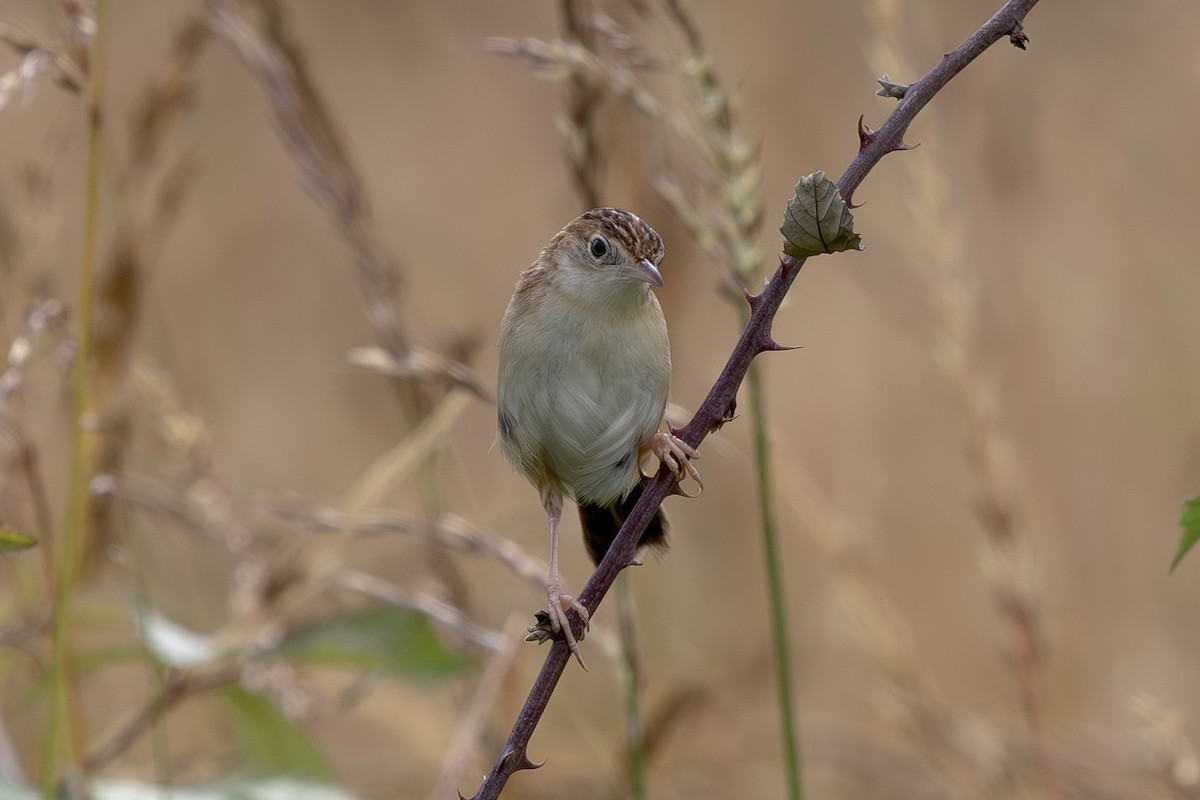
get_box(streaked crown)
[578,208,664,265]
[548,208,665,267]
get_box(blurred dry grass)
[1,0,1199,798]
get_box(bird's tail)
[578,477,671,566]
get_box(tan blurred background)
[1,0,1198,798]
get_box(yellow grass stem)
[42,1,110,795]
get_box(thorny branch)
[469,1,1041,797]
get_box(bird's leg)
[542,487,590,669]
[645,431,703,496]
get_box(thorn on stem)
[857,115,876,149]
[499,746,544,774]
[744,288,760,309]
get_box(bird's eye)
[589,236,608,259]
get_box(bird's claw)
[648,431,703,497]
[530,582,590,670]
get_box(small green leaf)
[278,604,474,681]
[0,523,36,552]
[1170,495,1200,573]
[780,170,863,258]
[222,685,333,779]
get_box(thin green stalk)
[616,574,647,800]
[43,1,110,795]
[743,308,803,800]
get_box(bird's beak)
[626,258,664,288]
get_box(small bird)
[497,208,701,666]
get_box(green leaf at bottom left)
[0,523,36,552]
[1170,495,1200,573]
[221,685,333,780]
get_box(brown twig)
[83,19,210,577]
[82,667,236,773]
[276,502,551,593]
[559,0,602,208]
[0,17,84,94]
[204,0,411,359]
[204,0,487,404]
[468,1,1041,796]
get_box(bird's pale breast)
[498,285,669,505]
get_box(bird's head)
[546,208,666,306]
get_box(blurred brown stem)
[204,0,413,362]
[204,0,486,405]
[82,668,236,774]
[560,0,602,208]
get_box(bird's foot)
[648,431,703,497]
[526,581,591,669]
